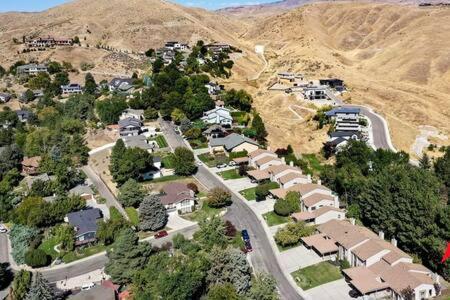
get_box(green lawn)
[218,169,243,180]
[125,207,139,226]
[38,236,60,260]
[143,175,185,183]
[162,155,175,169]
[263,211,290,227]
[291,261,343,290]
[301,153,325,176]
[188,139,208,150]
[198,153,229,168]
[62,244,110,264]
[109,207,123,221]
[239,182,280,201]
[183,203,224,222]
[231,111,249,125]
[151,135,168,148]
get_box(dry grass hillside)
[245,3,450,156]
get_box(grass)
[230,234,245,250]
[231,111,249,125]
[109,207,123,221]
[301,153,325,176]
[162,155,175,169]
[142,174,185,183]
[198,153,229,168]
[239,182,280,201]
[218,169,243,180]
[125,207,139,226]
[291,261,343,290]
[62,244,110,264]
[39,236,60,260]
[151,135,168,148]
[188,138,208,150]
[183,203,224,222]
[263,211,290,227]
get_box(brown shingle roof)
[302,193,335,207]
[278,172,308,184]
[247,169,270,181]
[266,164,300,176]
[292,206,344,222]
[318,219,376,249]
[248,149,275,159]
[352,240,387,261]
[255,156,281,167]
[380,263,434,294]
[160,183,194,205]
[301,233,338,255]
[343,267,389,294]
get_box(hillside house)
[303,85,329,100]
[122,135,155,153]
[118,117,143,136]
[164,41,189,51]
[201,107,233,126]
[120,108,144,121]
[0,93,11,103]
[209,133,259,155]
[292,206,345,225]
[278,72,304,83]
[319,78,344,91]
[325,107,361,123]
[108,78,134,92]
[160,182,196,214]
[206,43,231,53]
[69,184,95,201]
[16,64,48,75]
[205,82,222,95]
[24,173,55,189]
[61,83,82,96]
[15,110,31,122]
[203,125,227,139]
[66,208,102,246]
[26,36,73,48]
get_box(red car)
[154,230,168,239]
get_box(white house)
[61,83,82,96]
[120,108,144,121]
[16,64,48,75]
[160,182,196,214]
[201,107,233,126]
[303,85,329,100]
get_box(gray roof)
[25,173,54,189]
[329,131,361,139]
[203,125,226,135]
[16,110,31,119]
[123,135,154,151]
[67,208,102,236]
[0,92,11,99]
[118,117,143,129]
[109,78,133,90]
[69,184,94,196]
[210,133,259,151]
[69,285,115,300]
[326,107,361,117]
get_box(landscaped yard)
[125,207,139,226]
[231,111,249,126]
[198,153,229,167]
[183,203,224,222]
[218,169,243,180]
[109,207,123,221]
[62,244,110,264]
[142,174,185,183]
[188,138,208,150]
[291,261,343,290]
[39,236,60,260]
[239,182,280,200]
[150,135,168,148]
[161,154,175,169]
[263,211,290,227]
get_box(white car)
[228,161,237,167]
[81,282,95,291]
[216,163,228,169]
[0,224,7,233]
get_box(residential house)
[278,72,304,83]
[141,156,162,180]
[61,83,82,96]
[276,171,311,189]
[325,107,361,123]
[301,192,339,212]
[325,130,362,153]
[292,206,345,225]
[108,78,134,92]
[70,285,116,300]
[66,208,102,246]
[122,135,156,153]
[118,117,143,136]
[209,133,259,155]
[203,125,227,139]
[164,41,189,51]
[319,78,344,91]
[24,173,55,189]
[201,107,233,126]
[206,43,231,53]
[0,93,11,103]
[254,156,284,171]
[270,182,333,201]
[247,163,302,184]
[15,110,31,122]
[303,85,329,100]
[248,149,278,168]
[303,219,441,300]
[160,183,196,214]
[69,184,95,201]
[21,156,41,175]
[120,108,144,121]
[16,64,48,75]
[26,36,73,48]
[205,82,222,95]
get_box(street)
[160,120,303,300]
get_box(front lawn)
[183,203,224,222]
[263,211,290,227]
[125,207,139,226]
[62,244,109,264]
[161,155,175,169]
[188,138,208,150]
[218,169,243,180]
[150,135,168,148]
[38,236,60,260]
[142,175,185,183]
[239,182,280,201]
[198,153,229,168]
[109,207,123,221]
[291,261,343,290]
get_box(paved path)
[160,120,303,300]
[81,165,129,221]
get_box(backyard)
[198,153,229,167]
[291,261,343,290]
[218,169,243,180]
[263,211,290,226]
[239,182,280,200]
[150,135,168,148]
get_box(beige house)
[292,206,345,225]
[209,133,259,155]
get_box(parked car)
[216,163,228,169]
[241,229,250,242]
[228,161,237,167]
[81,282,95,291]
[0,224,7,233]
[244,240,253,252]
[154,230,168,239]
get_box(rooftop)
[67,208,102,236]
[209,133,258,151]
[160,183,194,205]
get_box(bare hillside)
[245,3,450,155]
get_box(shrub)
[144,108,159,120]
[25,249,50,268]
[339,259,351,270]
[187,182,199,194]
[206,187,232,208]
[285,191,300,213]
[255,184,272,201]
[274,200,291,217]
[224,220,237,237]
[274,222,315,247]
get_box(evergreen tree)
[172,147,196,176]
[251,112,267,144]
[84,72,97,94]
[118,178,146,207]
[139,194,168,231]
[247,273,279,300]
[11,270,32,300]
[25,273,54,300]
[419,153,431,170]
[105,228,152,285]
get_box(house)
[307,219,441,300]
[325,130,363,153]
[248,149,278,168]
[203,125,227,139]
[206,43,231,53]
[21,156,41,175]
[164,41,189,51]
[303,85,329,100]
[16,64,48,75]
[278,72,304,82]
[319,78,344,91]
[160,183,196,214]
[254,156,284,171]
[61,83,82,96]
[66,208,102,246]
[118,117,143,136]
[292,206,345,225]
[69,184,95,201]
[24,173,54,189]
[108,78,134,92]
[325,107,360,123]
[276,172,311,189]
[120,108,144,121]
[122,135,156,153]
[301,192,339,212]
[26,36,73,48]
[201,107,233,126]
[70,285,116,300]
[270,182,333,200]
[209,133,259,155]
[0,93,11,103]
[205,82,222,95]
[15,110,31,122]
[141,156,162,180]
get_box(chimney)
[378,231,385,240]
[349,218,355,225]
[289,160,294,167]
[391,238,397,247]
[317,179,322,185]
[281,157,286,164]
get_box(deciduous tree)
[118,179,146,207]
[206,188,232,208]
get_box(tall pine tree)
[139,194,168,231]
[25,273,54,300]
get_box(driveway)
[279,246,322,274]
[248,198,276,215]
[226,177,257,192]
[306,279,353,300]
[166,212,196,231]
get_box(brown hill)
[244,2,450,155]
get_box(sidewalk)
[55,269,108,290]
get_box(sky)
[0,0,277,12]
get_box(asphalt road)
[0,234,8,264]
[160,120,303,300]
